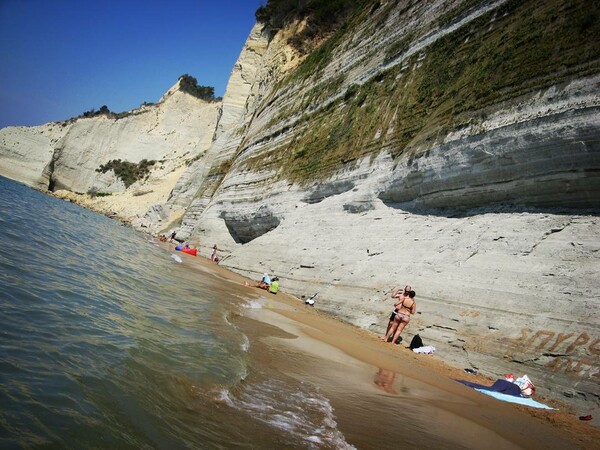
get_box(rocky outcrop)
[161,23,289,240]
[0,122,70,189]
[1,0,598,415]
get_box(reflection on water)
[374,368,398,395]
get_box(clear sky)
[0,0,262,129]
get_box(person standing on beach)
[381,290,416,344]
[210,244,218,262]
[385,285,412,338]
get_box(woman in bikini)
[381,290,416,343]
[385,285,412,337]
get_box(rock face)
[49,85,219,195]
[175,0,600,414]
[163,23,283,240]
[0,123,69,189]
[1,0,599,414]
[0,81,220,225]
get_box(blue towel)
[455,379,556,410]
[474,389,557,410]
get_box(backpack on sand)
[409,334,423,350]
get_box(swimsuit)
[397,313,411,322]
[391,297,413,322]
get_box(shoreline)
[19,179,598,447]
[162,240,600,449]
[38,175,600,426]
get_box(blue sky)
[0,0,262,128]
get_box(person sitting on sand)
[385,285,412,338]
[245,273,271,290]
[159,235,167,242]
[381,290,416,344]
[269,277,279,294]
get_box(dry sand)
[162,240,599,450]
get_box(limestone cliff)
[1,0,599,416]
[0,122,69,190]
[173,0,600,415]
[0,80,220,223]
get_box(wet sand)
[165,243,600,449]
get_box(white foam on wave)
[215,389,235,407]
[222,311,250,354]
[240,334,250,353]
[170,254,182,263]
[226,379,356,449]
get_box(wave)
[222,378,356,449]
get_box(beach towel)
[457,379,521,396]
[474,390,556,410]
[455,379,557,410]
[412,345,435,354]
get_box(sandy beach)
[162,241,599,450]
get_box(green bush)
[245,0,600,184]
[96,159,156,188]
[255,0,370,55]
[82,105,111,118]
[178,74,217,101]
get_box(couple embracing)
[381,285,416,344]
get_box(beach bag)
[409,334,423,350]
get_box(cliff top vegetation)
[255,0,371,54]
[78,104,150,121]
[178,74,221,102]
[74,74,218,123]
[246,0,600,184]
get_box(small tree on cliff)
[178,74,216,101]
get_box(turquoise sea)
[0,176,357,449]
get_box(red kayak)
[181,247,197,256]
[175,245,197,256]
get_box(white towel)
[413,345,435,354]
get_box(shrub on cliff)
[178,74,217,101]
[82,105,111,118]
[255,0,370,54]
[248,0,600,185]
[96,159,156,188]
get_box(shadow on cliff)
[222,205,281,244]
[380,201,600,218]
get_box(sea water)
[0,177,355,449]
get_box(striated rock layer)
[0,0,599,416]
[176,0,600,415]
